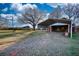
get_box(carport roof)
[38,19,71,26]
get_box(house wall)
[76,27,79,32]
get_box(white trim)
[70,21,72,38]
[50,23,68,26]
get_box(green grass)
[0,30,31,39]
[0,33,14,39]
[27,31,79,56]
[29,31,46,37]
[68,32,79,56]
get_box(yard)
[0,29,34,51]
[68,32,79,56]
[0,31,70,56]
[0,30,79,56]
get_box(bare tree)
[63,4,79,24]
[73,4,79,23]
[0,9,6,28]
[63,4,79,32]
[49,5,62,19]
[63,4,74,20]
[0,14,8,28]
[18,7,46,30]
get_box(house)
[75,26,79,32]
[38,18,71,32]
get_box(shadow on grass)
[67,32,79,56]
[0,31,26,39]
[0,33,14,39]
[28,31,46,37]
[0,29,30,38]
[68,46,79,56]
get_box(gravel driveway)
[0,31,70,56]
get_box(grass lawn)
[68,32,79,56]
[29,30,46,37]
[0,32,14,39]
[0,30,32,39]
[0,29,34,50]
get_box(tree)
[63,4,74,20]
[0,9,7,28]
[0,14,16,31]
[8,15,15,32]
[63,4,79,31]
[63,4,79,38]
[18,7,46,30]
[63,4,79,24]
[0,14,8,28]
[73,4,79,23]
[49,5,62,19]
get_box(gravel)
[0,31,70,56]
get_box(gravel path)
[0,31,70,56]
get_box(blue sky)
[1,3,79,27]
[0,3,55,27]
[0,3,55,14]
[0,3,65,27]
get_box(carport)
[38,19,72,38]
[49,23,68,32]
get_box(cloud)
[11,3,38,12]
[47,3,66,8]
[32,4,37,8]
[0,14,21,27]
[17,24,33,28]
[21,3,38,11]
[2,8,8,12]
[23,4,33,9]
[1,14,17,20]
[39,3,45,4]
[11,3,23,11]
[1,14,6,18]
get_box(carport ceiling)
[50,23,68,26]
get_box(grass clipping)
[0,31,34,51]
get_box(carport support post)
[68,24,70,33]
[68,24,69,33]
[49,26,52,32]
[70,21,72,38]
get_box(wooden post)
[49,26,51,32]
[68,24,69,33]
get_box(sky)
[0,3,66,27]
[1,3,79,27]
[0,3,56,14]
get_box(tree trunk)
[33,24,36,31]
